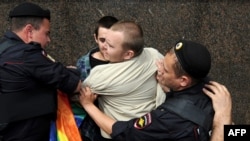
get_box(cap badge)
[175,42,183,50]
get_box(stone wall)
[0,0,249,124]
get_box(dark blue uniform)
[0,31,80,141]
[111,83,214,141]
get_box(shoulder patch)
[134,113,152,129]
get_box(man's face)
[95,27,108,57]
[161,53,181,91]
[30,19,51,49]
[103,30,128,63]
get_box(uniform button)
[160,108,165,111]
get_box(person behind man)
[0,2,81,141]
[203,81,233,141]
[82,21,166,139]
[75,16,118,141]
[76,16,118,80]
[80,40,215,141]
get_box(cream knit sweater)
[83,48,166,138]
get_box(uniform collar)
[4,30,24,43]
[166,82,205,98]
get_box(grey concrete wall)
[0,0,249,124]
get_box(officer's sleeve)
[110,110,171,141]
[110,106,196,141]
[24,46,80,94]
[111,120,135,141]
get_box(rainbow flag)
[50,90,83,141]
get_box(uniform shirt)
[111,82,213,141]
[0,31,80,123]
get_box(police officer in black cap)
[79,40,214,141]
[0,2,81,141]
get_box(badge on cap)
[175,42,183,50]
[134,113,152,129]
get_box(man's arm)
[203,81,232,141]
[79,86,116,135]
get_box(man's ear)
[179,75,191,87]
[22,24,33,42]
[25,24,33,34]
[123,50,134,60]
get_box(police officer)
[0,2,81,141]
[79,40,214,141]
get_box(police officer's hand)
[203,81,232,126]
[79,86,97,107]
